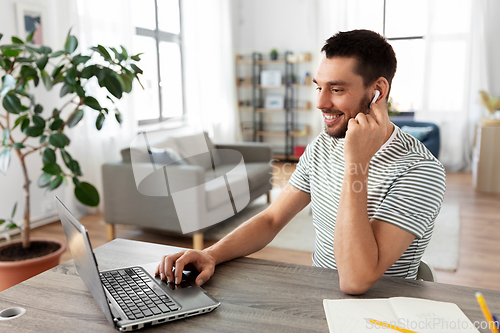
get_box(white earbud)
[371,90,380,107]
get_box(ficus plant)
[0,29,143,250]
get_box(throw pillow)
[150,147,187,166]
[401,125,434,141]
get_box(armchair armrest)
[215,142,272,163]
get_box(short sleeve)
[371,159,446,239]
[288,143,312,194]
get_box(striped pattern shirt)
[288,125,446,279]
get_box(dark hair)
[321,30,397,93]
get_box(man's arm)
[156,183,311,285]
[335,97,415,295]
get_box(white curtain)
[181,0,240,143]
[69,0,137,211]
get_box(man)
[156,30,446,295]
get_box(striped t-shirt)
[289,125,446,279]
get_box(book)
[323,297,479,333]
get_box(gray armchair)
[102,132,273,249]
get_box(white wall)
[0,0,80,224]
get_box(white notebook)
[323,297,479,333]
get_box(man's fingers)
[196,270,212,286]
[369,101,388,124]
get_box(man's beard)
[323,93,372,139]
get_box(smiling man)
[156,29,446,295]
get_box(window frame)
[135,0,186,125]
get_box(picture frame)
[260,70,282,87]
[16,3,47,45]
[264,95,284,109]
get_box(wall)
[0,0,83,227]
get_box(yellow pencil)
[475,292,500,333]
[365,318,419,333]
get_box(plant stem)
[60,98,84,132]
[13,148,31,249]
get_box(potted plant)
[479,90,500,125]
[0,29,142,290]
[269,49,278,61]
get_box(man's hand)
[155,249,216,286]
[343,101,392,165]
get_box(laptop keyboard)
[100,267,180,320]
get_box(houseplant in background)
[0,29,143,290]
[479,90,500,125]
[269,49,278,60]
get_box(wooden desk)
[1,239,499,332]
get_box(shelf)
[242,125,310,137]
[236,53,311,65]
[239,107,311,113]
[237,83,312,89]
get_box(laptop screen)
[55,196,115,326]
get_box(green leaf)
[2,128,8,145]
[0,74,16,96]
[11,36,24,44]
[38,172,52,187]
[75,182,100,207]
[32,115,45,128]
[120,45,129,60]
[119,73,133,93]
[49,133,67,148]
[96,112,105,130]
[74,84,85,98]
[26,29,35,43]
[36,55,48,70]
[0,58,11,71]
[33,76,40,87]
[83,96,102,110]
[16,57,34,63]
[103,72,123,99]
[39,134,47,144]
[40,70,53,91]
[50,175,63,190]
[42,162,62,175]
[20,65,38,79]
[115,110,122,124]
[110,47,120,61]
[13,114,28,130]
[131,54,142,61]
[51,64,64,78]
[11,202,17,218]
[23,126,44,137]
[50,118,64,131]
[2,94,22,114]
[0,148,11,175]
[67,109,84,128]
[72,177,81,187]
[20,118,30,132]
[2,49,21,57]
[12,142,25,149]
[49,50,64,58]
[24,45,40,54]
[72,54,91,65]
[64,66,77,85]
[65,35,78,54]
[34,104,44,114]
[43,148,56,164]
[39,46,52,54]
[91,45,112,61]
[69,160,82,176]
[60,149,73,167]
[60,83,70,97]
[130,64,143,74]
[81,65,96,79]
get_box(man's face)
[314,56,372,138]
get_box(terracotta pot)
[0,238,66,292]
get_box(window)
[131,0,185,124]
[383,0,427,113]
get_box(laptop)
[55,196,220,331]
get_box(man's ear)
[373,77,390,102]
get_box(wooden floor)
[22,162,500,291]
